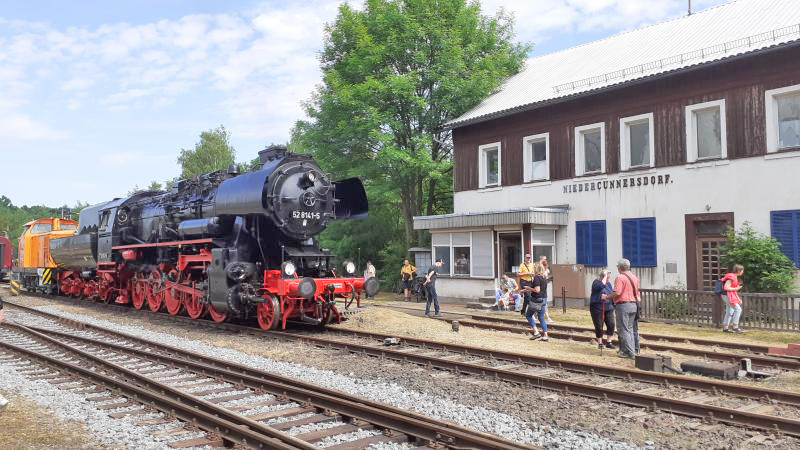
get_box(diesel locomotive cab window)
[61,223,77,230]
[31,223,52,234]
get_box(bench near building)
[413,0,800,302]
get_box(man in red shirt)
[611,258,640,359]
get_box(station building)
[413,0,800,301]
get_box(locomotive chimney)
[258,144,288,163]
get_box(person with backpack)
[611,259,641,359]
[721,264,746,333]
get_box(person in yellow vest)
[518,254,535,316]
[400,259,417,301]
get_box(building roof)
[413,207,568,230]
[447,0,800,129]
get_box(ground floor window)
[622,217,657,267]
[771,210,800,267]
[430,231,494,277]
[576,220,607,266]
[531,228,555,264]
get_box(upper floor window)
[523,133,550,182]
[766,83,800,152]
[686,99,727,162]
[575,122,605,176]
[620,113,654,170]
[30,223,52,234]
[478,142,501,188]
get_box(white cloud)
[0,114,67,141]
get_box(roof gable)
[448,0,800,128]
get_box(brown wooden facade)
[453,44,800,192]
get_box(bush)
[720,222,796,293]
[658,283,689,319]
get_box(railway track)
[6,294,800,438]
[369,303,800,370]
[0,303,530,450]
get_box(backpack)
[713,278,724,296]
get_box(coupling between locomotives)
[12,144,379,330]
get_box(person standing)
[722,264,746,333]
[363,260,376,299]
[423,259,443,317]
[525,263,549,341]
[611,259,640,359]
[400,259,416,301]
[518,254,535,316]
[590,270,616,349]
[539,255,555,323]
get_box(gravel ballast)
[10,305,640,449]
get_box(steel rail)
[4,302,530,450]
[266,329,800,436]
[372,303,777,353]
[432,317,800,370]
[0,321,310,450]
[8,295,800,436]
[7,296,800,404]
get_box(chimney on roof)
[688,0,692,16]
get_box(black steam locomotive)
[49,145,378,329]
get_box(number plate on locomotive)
[291,211,321,220]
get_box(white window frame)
[523,132,550,182]
[478,142,501,188]
[619,113,655,171]
[574,122,606,176]
[765,83,800,153]
[430,231,494,279]
[685,99,727,163]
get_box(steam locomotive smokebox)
[635,354,672,373]
[680,360,739,380]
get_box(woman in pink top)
[721,264,745,333]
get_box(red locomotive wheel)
[132,276,146,310]
[146,270,164,312]
[256,295,282,330]
[208,304,227,323]
[164,270,182,316]
[184,289,205,319]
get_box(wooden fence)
[639,289,800,331]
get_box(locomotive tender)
[22,145,378,329]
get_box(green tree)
[720,222,797,293]
[177,125,236,178]
[147,181,163,191]
[296,0,529,245]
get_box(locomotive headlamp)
[344,260,356,275]
[306,171,317,183]
[282,261,297,277]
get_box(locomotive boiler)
[43,145,378,329]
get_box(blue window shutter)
[590,221,607,266]
[639,218,657,267]
[622,219,638,265]
[576,222,588,265]
[771,210,799,267]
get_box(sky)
[0,0,727,207]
